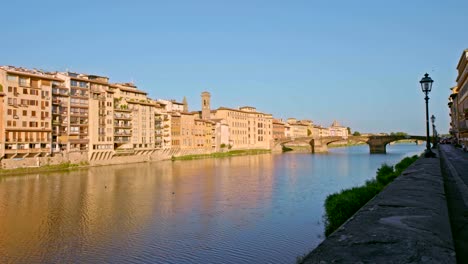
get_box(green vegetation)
[0,161,88,177]
[323,155,419,236]
[282,145,293,152]
[347,127,352,135]
[353,131,361,136]
[0,84,3,92]
[390,132,408,137]
[172,149,271,160]
[328,141,366,148]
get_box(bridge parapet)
[274,135,426,154]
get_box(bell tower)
[201,91,211,120]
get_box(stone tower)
[182,96,188,112]
[201,91,211,120]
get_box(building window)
[7,75,16,82]
[23,88,28,94]
[19,77,28,86]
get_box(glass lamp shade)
[420,73,433,93]
[431,115,435,123]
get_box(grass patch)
[323,155,419,236]
[0,161,87,177]
[172,149,271,160]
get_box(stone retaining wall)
[301,152,456,263]
[1,148,216,169]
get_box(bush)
[376,164,396,186]
[324,180,381,236]
[323,155,419,236]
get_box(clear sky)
[2,0,467,135]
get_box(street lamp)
[431,114,437,148]
[420,73,436,157]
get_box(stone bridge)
[274,135,427,154]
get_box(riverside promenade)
[300,145,468,263]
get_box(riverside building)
[199,92,273,150]
[0,66,58,159]
[454,49,468,147]
[0,65,347,166]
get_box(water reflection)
[0,144,423,263]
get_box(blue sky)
[2,0,467,135]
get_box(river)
[0,143,424,263]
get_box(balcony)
[114,123,131,128]
[114,131,131,136]
[114,114,132,120]
[70,112,88,117]
[114,138,131,143]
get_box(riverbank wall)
[300,151,456,263]
[0,148,215,170]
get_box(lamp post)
[431,114,437,148]
[420,73,436,157]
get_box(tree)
[390,132,408,137]
[347,127,352,135]
[353,131,361,136]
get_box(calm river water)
[0,144,424,263]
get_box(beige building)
[0,66,57,159]
[455,49,468,147]
[198,92,272,150]
[273,119,286,140]
[329,120,348,138]
[286,118,309,138]
[55,72,115,160]
[111,83,157,154]
[448,86,460,141]
[212,106,272,150]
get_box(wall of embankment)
[301,151,456,263]
[0,148,213,169]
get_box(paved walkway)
[439,144,468,263]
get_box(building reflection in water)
[0,154,276,263]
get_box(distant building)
[199,92,272,150]
[272,119,286,140]
[286,118,309,138]
[329,120,348,138]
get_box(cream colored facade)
[212,105,273,150]
[0,66,56,159]
[286,118,309,138]
[112,83,156,154]
[329,120,348,138]
[455,49,468,146]
[55,72,115,159]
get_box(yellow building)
[111,83,159,155]
[0,66,58,159]
[455,49,468,147]
[286,118,309,138]
[55,72,114,159]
